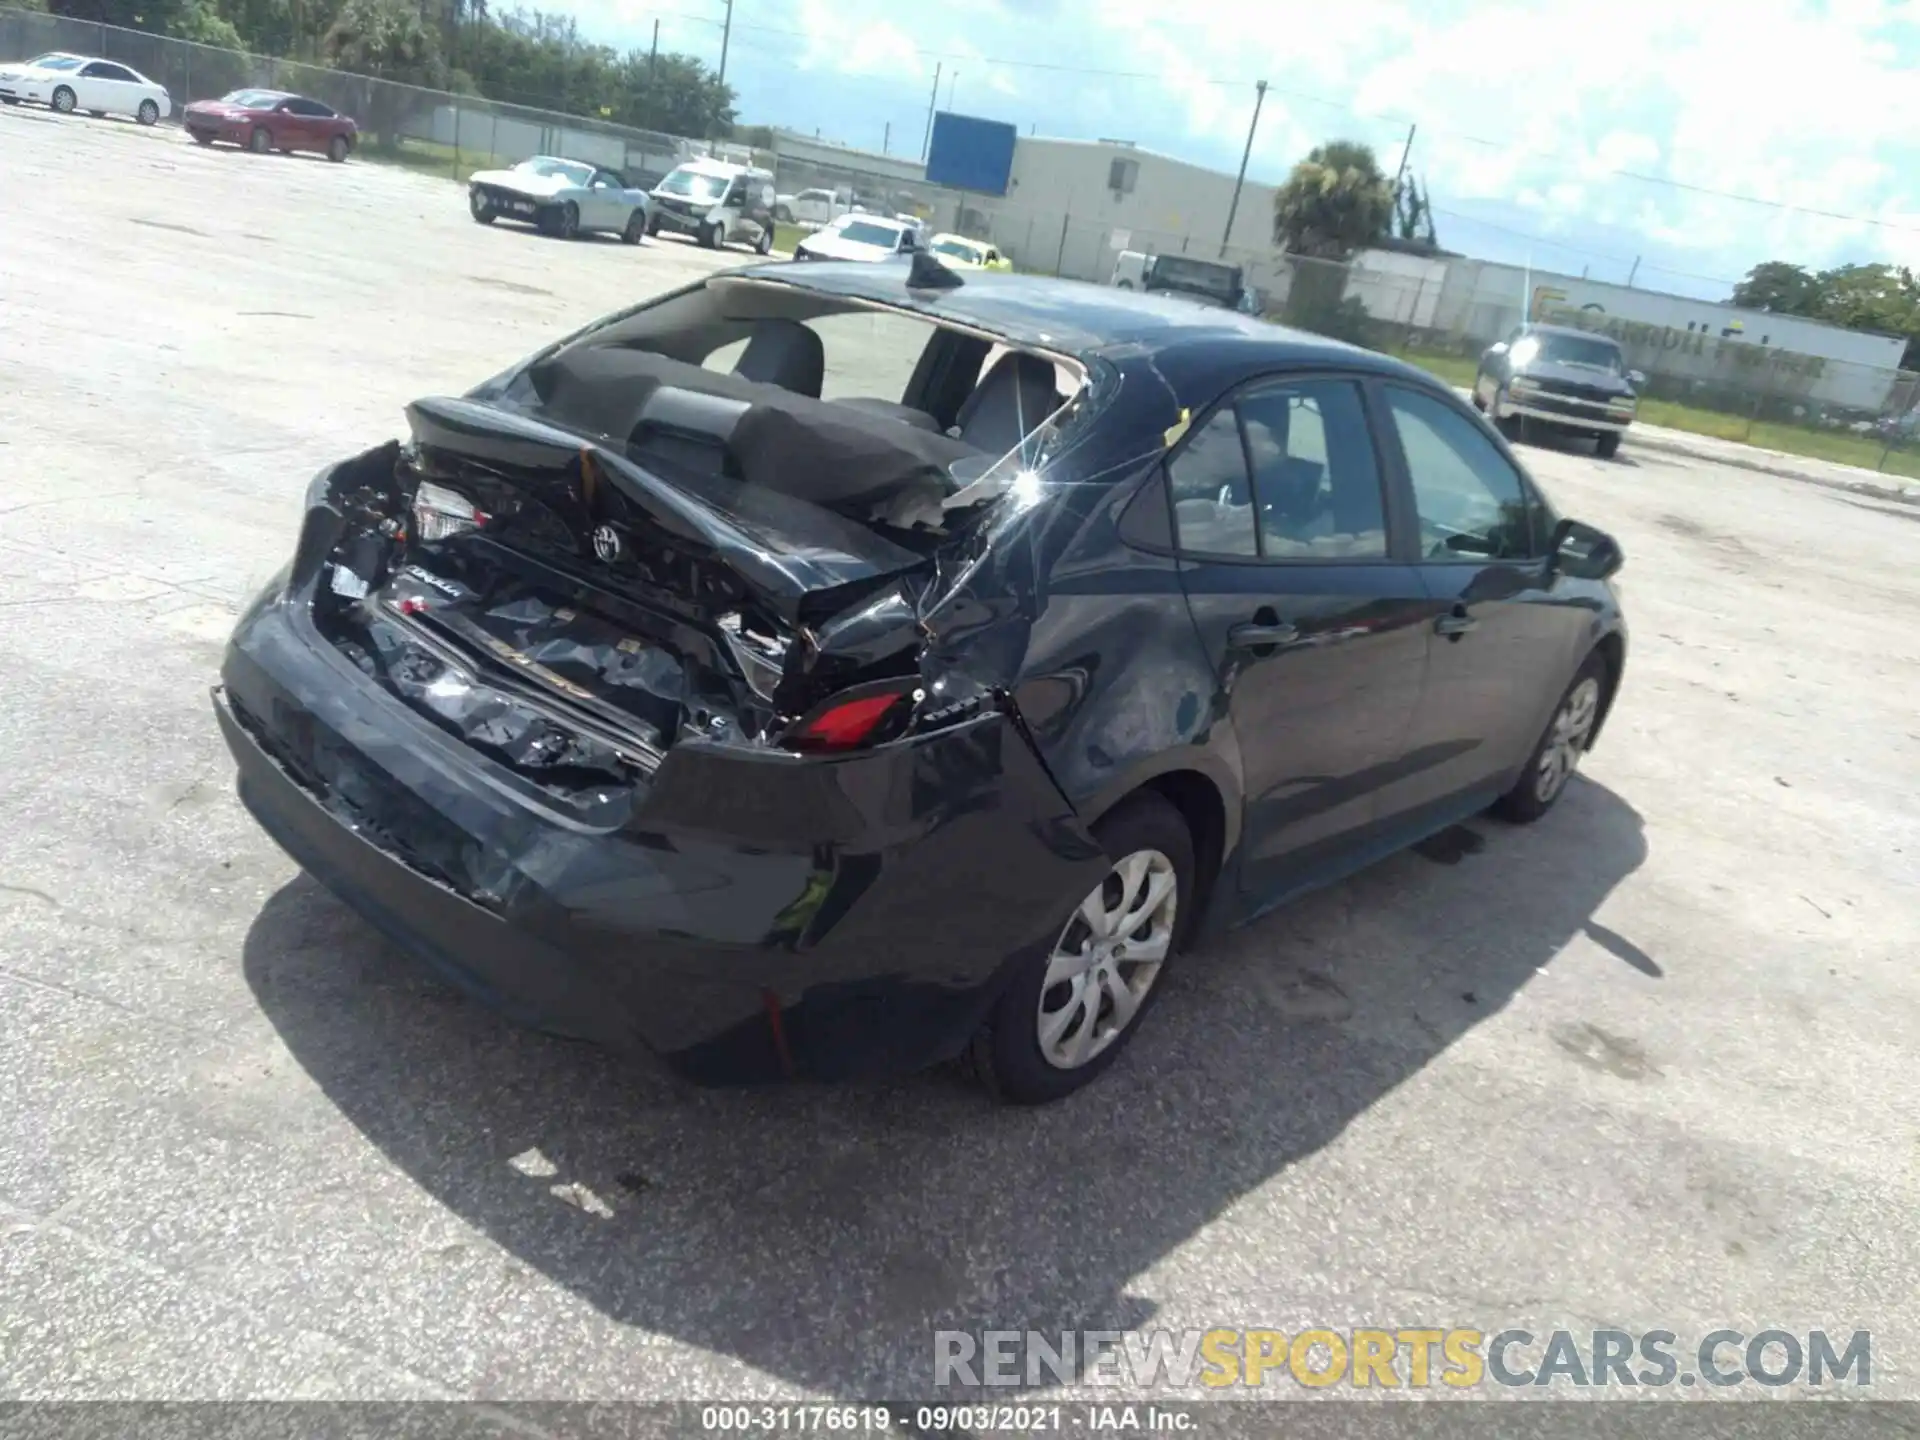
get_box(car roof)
[1523,322,1620,344]
[727,263,1445,404]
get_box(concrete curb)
[1622,427,1920,507]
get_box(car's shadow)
[243,775,1648,1395]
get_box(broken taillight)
[411,480,488,542]
[783,684,917,753]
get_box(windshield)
[1519,332,1625,372]
[1150,256,1240,296]
[835,221,904,248]
[515,158,593,186]
[933,240,981,261]
[657,167,731,202]
[221,90,284,107]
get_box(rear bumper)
[217,583,1107,1083]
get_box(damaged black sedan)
[215,257,1628,1103]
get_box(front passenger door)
[1168,375,1432,908]
[75,61,125,113]
[1378,383,1589,820]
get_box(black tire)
[1493,652,1609,824]
[249,126,272,154]
[190,128,213,145]
[699,220,720,249]
[1495,409,1521,440]
[1596,431,1621,459]
[51,86,76,115]
[1,97,20,105]
[555,201,580,240]
[88,109,107,118]
[755,224,773,256]
[137,99,159,126]
[327,134,349,163]
[469,189,495,224]
[646,213,662,236]
[974,791,1194,1104]
[622,208,646,244]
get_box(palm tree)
[1271,140,1396,260]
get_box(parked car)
[1471,323,1644,459]
[468,156,651,242]
[648,159,777,253]
[213,264,1627,1103]
[1112,249,1252,312]
[0,53,169,124]
[792,214,920,261]
[928,233,1011,271]
[183,89,357,162]
[776,186,859,227]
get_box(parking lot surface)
[3,112,1918,1403]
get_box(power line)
[619,8,1920,236]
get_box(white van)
[648,159,779,254]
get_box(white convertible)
[792,214,922,263]
[0,52,171,124]
[467,156,652,243]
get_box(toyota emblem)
[591,524,622,563]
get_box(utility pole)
[883,121,890,155]
[717,0,733,88]
[1392,122,1416,196]
[1221,79,1266,258]
[948,71,958,110]
[921,61,941,161]
[648,18,658,80]
[1627,255,1641,288]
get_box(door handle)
[1434,606,1478,639]
[1229,621,1300,649]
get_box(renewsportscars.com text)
[934,1328,1872,1390]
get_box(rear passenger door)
[1168,374,1432,907]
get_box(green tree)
[1730,261,1820,314]
[322,0,445,147]
[1271,139,1396,259]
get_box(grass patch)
[355,135,507,185]
[773,221,809,256]
[1387,343,1918,480]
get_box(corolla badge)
[591,524,622,562]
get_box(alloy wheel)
[52,87,75,113]
[1037,848,1177,1070]
[1535,676,1600,803]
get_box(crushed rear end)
[216,342,1110,1082]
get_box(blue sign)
[925,112,1017,195]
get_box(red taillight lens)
[785,687,911,752]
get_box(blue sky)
[559,0,1920,300]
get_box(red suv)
[184,89,357,162]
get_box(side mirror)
[1628,369,1647,387]
[1488,342,1509,356]
[1549,518,1624,581]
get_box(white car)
[467,156,652,242]
[0,53,171,124]
[792,214,921,262]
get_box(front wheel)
[699,220,720,249]
[1596,431,1621,459]
[1494,655,1608,824]
[973,792,1193,1104]
[469,189,495,224]
[136,100,159,125]
[190,128,213,145]
[249,126,272,154]
[646,213,662,236]
[51,86,76,114]
[553,201,580,240]
[622,208,646,245]
[327,135,349,163]
[755,224,773,255]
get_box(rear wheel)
[249,126,272,154]
[1494,654,1608,823]
[51,86,76,114]
[137,99,159,126]
[974,792,1192,1104]
[469,189,495,224]
[755,224,773,255]
[1596,431,1621,459]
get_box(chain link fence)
[0,6,722,185]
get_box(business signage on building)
[1530,286,1829,379]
